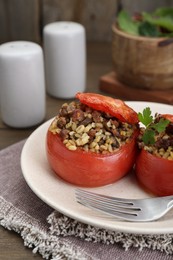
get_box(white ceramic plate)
[21,101,173,235]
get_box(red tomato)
[161,114,173,123]
[135,149,173,196]
[75,92,139,124]
[47,130,138,187]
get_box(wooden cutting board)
[99,71,173,105]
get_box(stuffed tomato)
[47,92,139,187]
[135,113,173,196]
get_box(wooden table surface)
[0,42,112,259]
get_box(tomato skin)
[135,149,173,196]
[75,92,139,124]
[162,114,173,123]
[47,130,139,187]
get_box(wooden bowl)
[112,24,173,90]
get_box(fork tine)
[76,195,141,213]
[76,189,142,221]
[76,189,135,205]
[78,199,139,221]
[76,194,134,209]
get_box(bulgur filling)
[49,101,137,154]
[138,116,173,160]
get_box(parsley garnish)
[138,107,170,145]
[138,107,153,126]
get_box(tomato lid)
[76,92,139,124]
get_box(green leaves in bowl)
[117,10,140,36]
[117,7,173,38]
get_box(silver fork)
[75,189,173,222]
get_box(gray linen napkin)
[0,140,173,260]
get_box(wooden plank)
[122,0,173,13]
[0,1,8,43]
[0,0,41,44]
[74,0,117,41]
[42,0,117,41]
[42,0,76,25]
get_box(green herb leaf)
[154,7,173,17]
[117,10,139,35]
[138,107,170,145]
[142,129,155,145]
[138,21,160,37]
[142,12,173,32]
[153,118,170,133]
[138,107,153,127]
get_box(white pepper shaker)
[43,21,86,98]
[0,41,45,128]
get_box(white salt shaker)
[43,21,86,98]
[0,41,45,128]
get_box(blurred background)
[1,0,173,44]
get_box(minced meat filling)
[138,118,173,160]
[49,101,137,154]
